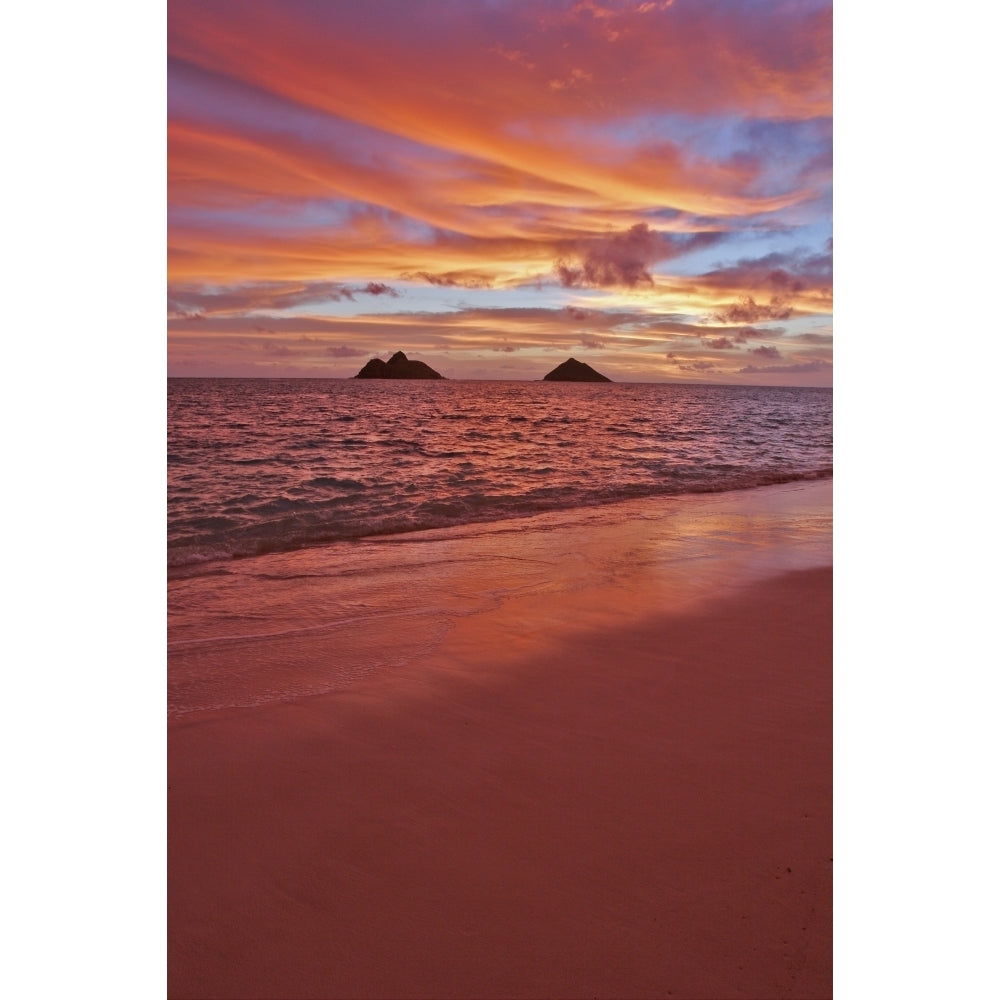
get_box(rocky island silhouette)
[355,351,445,379]
[542,357,612,382]
[353,352,612,381]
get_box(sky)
[167,0,832,384]
[13,6,1000,994]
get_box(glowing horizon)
[168,0,832,385]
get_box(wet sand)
[169,491,831,998]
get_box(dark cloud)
[697,249,832,301]
[714,295,793,324]
[261,341,295,357]
[579,335,606,349]
[765,269,805,292]
[167,303,205,320]
[555,224,720,289]
[325,345,367,358]
[645,317,721,337]
[749,344,781,358]
[192,281,364,313]
[170,315,357,334]
[558,222,658,288]
[703,337,736,350]
[677,360,719,372]
[415,272,459,286]
[732,325,771,343]
[168,280,361,317]
[168,279,400,317]
[790,331,833,344]
[738,360,832,374]
[409,271,494,288]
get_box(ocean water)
[168,378,832,574]
[168,378,832,717]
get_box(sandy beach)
[169,483,832,999]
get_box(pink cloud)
[556,224,720,289]
[713,296,793,324]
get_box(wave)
[304,476,367,490]
[167,466,832,574]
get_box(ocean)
[168,378,832,717]
[168,378,831,572]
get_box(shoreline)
[169,479,832,719]
[170,483,831,997]
[168,472,833,581]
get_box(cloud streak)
[167,280,402,318]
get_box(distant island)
[355,351,445,379]
[352,351,611,381]
[542,358,612,382]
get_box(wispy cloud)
[167,280,402,318]
[739,360,832,375]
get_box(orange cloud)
[169,1,829,223]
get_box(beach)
[168,481,831,998]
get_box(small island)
[355,350,444,379]
[542,357,612,382]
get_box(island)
[542,357,612,382]
[355,351,444,379]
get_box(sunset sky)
[168,0,832,384]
